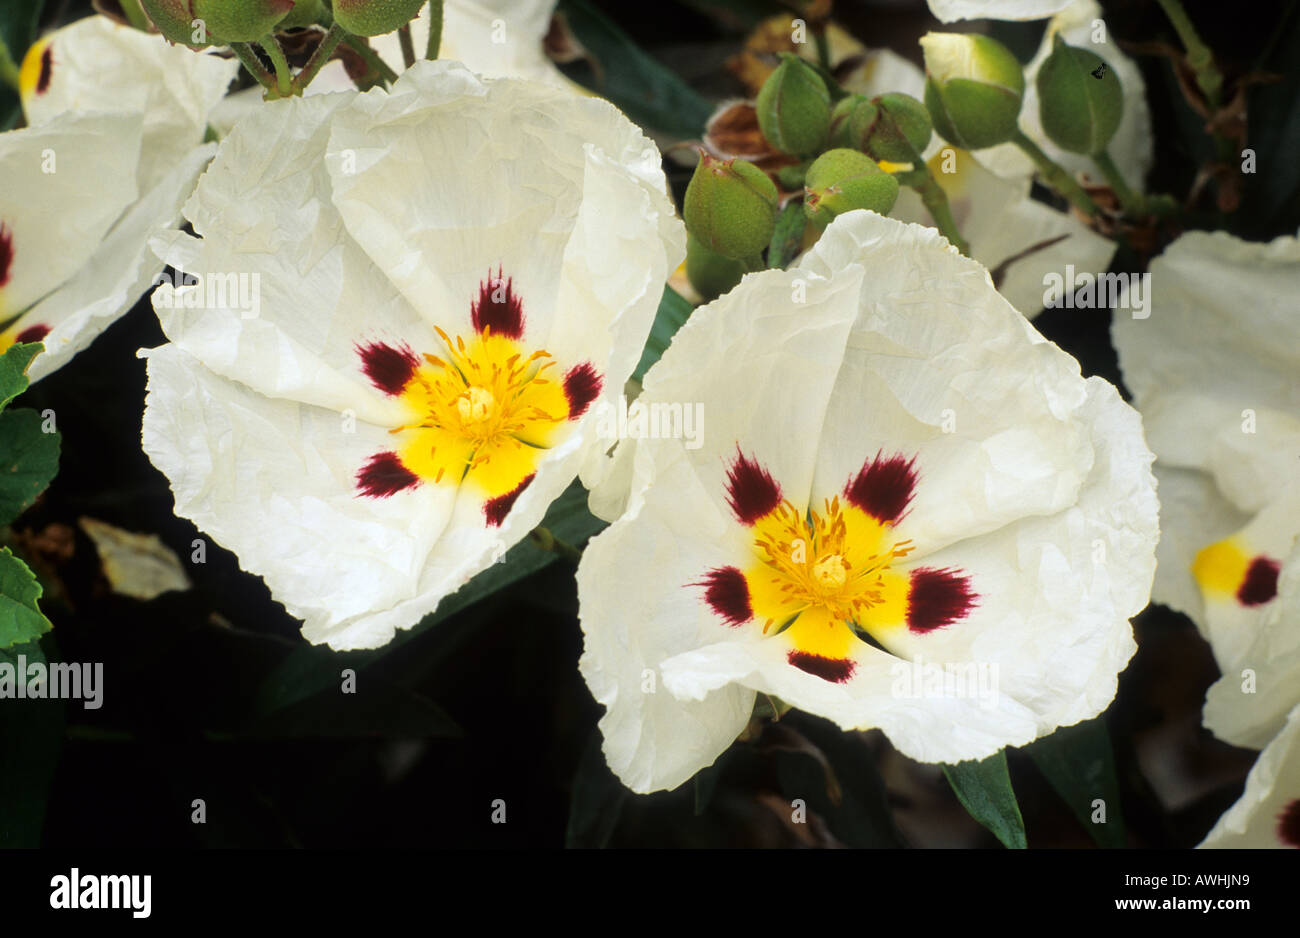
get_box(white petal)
[1200,701,1300,848]
[926,0,1073,22]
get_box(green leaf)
[0,635,64,846]
[253,480,606,716]
[0,547,51,650]
[632,285,693,382]
[0,342,41,412]
[0,0,43,132]
[557,0,714,138]
[768,201,807,269]
[0,408,60,525]
[1025,717,1126,848]
[942,749,1027,849]
[566,730,628,848]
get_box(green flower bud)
[277,0,323,29]
[756,53,831,157]
[867,93,933,162]
[332,0,427,38]
[828,94,877,151]
[190,0,293,42]
[685,233,754,302]
[921,32,1025,150]
[140,0,208,46]
[1036,36,1123,155]
[775,161,810,191]
[803,148,899,228]
[684,152,779,261]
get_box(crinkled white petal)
[926,0,1073,23]
[1200,701,1300,848]
[580,211,1156,789]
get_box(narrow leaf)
[633,285,693,382]
[942,749,1027,849]
[1025,717,1126,848]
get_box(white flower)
[1200,702,1300,849]
[1112,228,1300,750]
[579,210,1157,794]
[140,60,684,651]
[0,16,236,379]
[927,0,1075,23]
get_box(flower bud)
[684,152,779,260]
[190,0,293,42]
[867,93,933,162]
[332,0,427,38]
[803,148,899,229]
[1036,36,1123,155]
[756,53,831,157]
[140,0,209,46]
[921,32,1024,150]
[828,94,877,151]
[278,0,323,29]
[685,234,754,302]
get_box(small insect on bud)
[866,93,933,163]
[828,94,878,152]
[331,0,428,38]
[685,233,756,303]
[684,152,779,261]
[921,32,1025,150]
[756,53,832,157]
[803,149,899,229]
[190,0,295,42]
[1036,36,1123,155]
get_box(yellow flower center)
[456,385,497,425]
[812,553,848,591]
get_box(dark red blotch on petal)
[1277,799,1300,848]
[357,452,420,498]
[695,566,752,626]
[788,651,855,683]
[36,47,53,95]
[1238,556,1280,606]
[0,223,13,287]
[563,362,602,419]
[471,267,525,339]
[907,567,977,634]
[14,324,49,344]
[484,473,535,527]
[725,449,782,525]
[357,340,419,396]
[845,451,918,524]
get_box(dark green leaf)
[942,749,1026,849]
[566,730,628,847]
[0,547,51,649]
[557,0,714,138]
[0,342,41,412]
[633,285,693,382]
[768,201,807,269]
[0,408,60,525]
[0,634,64,847]
[0,0,44,131]
[1025,717,1126,848]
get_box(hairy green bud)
[756,53,831,157]
[921,32,1025,150]
[803,148,899,228]
[684,152,780,260]
[1036,36,1123,155]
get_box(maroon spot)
[36,46,53,95]
[0,222,12,287]
[1238,556,1280,606]
[845,451,917,524]
[1277,799,1300,848]
[484,473,534,527]
[14,324,49,344]
[357,452,420,498]
[788,650,855,683]
[907,566,977,634]
[562,362,602,419]
[724,448,782,525]
[471,267,524,339]
[357,340,419,396]
[694,566,751,626]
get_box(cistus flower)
[1201,702,1300,849]
[921,32,1024,150]
[1112,229,1300,752]
[926,0,1074,22]
[0,17,236,379]
[579,211,1158,793]
[140,61,684,650]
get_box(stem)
[426,0,444,59]
[528,526,583,565]
[899,163,970,256]
[1011,129,1099,217]
[230,42,277,94]
[1156,0,1223,108]
[342,34,400,86]
[293,23,347,93]
[398,24,416,69]
[260,34,294,98]
[1091,149,1144,216]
